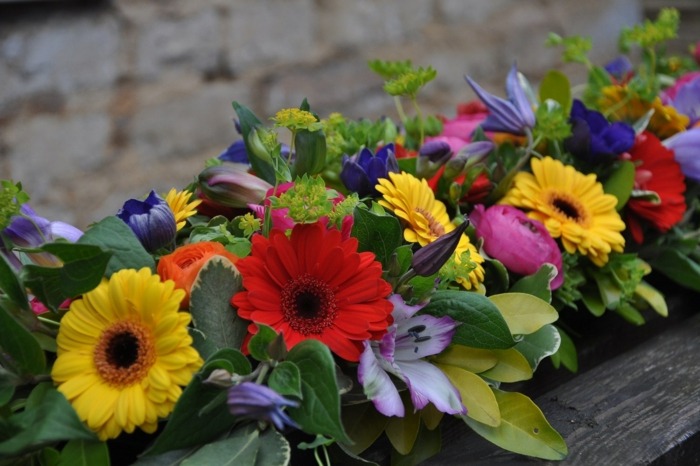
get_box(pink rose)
[470,204,564,289]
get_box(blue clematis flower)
[465,64,536,135]
[564,99,635,163]
[116,190,177,252]
[227,382,299,431]
[340,143,399,197]
[357,294,465,417]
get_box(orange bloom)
[157,241,239,308]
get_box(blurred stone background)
[0,0,696,229]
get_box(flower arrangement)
[1,8,699,466]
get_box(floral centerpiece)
[1,8,699,466]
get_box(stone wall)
[0,0,648,228]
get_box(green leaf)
[649,247,700,292]
[538,70,572,113]
[286,340,350,443]
[293,129,327,177]
[509,263,556,302]
[390,420,441,466]
[514,324,561,370]
[465,389,567,460]
[253,428,292,466]
[21,243,111,311]
[247,324,278,362]
[78,216,155,276]
[385,392,420,455]
[201,348,252,377]
[421,290,515,349]
[615,302,645,326]
[0,385,97,458]
[232,102,276,185]
[57,440,109,466]
[268,361,302,399]
[131,448,198,466]
[588,268,622,310]
[181,425,260,466]
[144,349,247,456]
[479,348,533,383]
[604,160,635,210]
[580,283,606,316]
[438,364,500,427]
[189,256,246,360]
[430,344,498,374]
[550,325,578,373]
[341,402,389,455]
[0,253,28,310]
[489,292,559,335]
[0,302,46,376]
[635,280,668,317]
[351,206,402,268]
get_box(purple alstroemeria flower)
[227,382,299,431]
[663,127,700,182]
[564,100,635,164]
[465,64,536,135]
[340,143,399,197]
[358,294,465,417]
[470,204,563,289]
[117,190,177,252]
[2,204,84,267]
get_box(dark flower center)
[94,321,155,387]
[549,193,589,225]
[281,273,337,335]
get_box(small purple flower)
[564,100,635,163]
[470,204,563,289]
[116,190,176,252]
[604,56,634,81]
[358,295,465,417]
[227,382,299,430]
[465,64,535,135]
[340,144,399,197]
[663,127,700,182]
[218,140,250,164]
[2,204,83,267]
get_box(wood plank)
[425,311,700,465]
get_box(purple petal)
[394,314,458,361]
[506,64,536,129]
[397,359,465,415]
[664,127,700,181]
[466,75,525,134]
[48,222,84,243]
[388,294,425,321]
[357,341,404,417]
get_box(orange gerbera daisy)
[231,222,393,362]
[625,131,686,243]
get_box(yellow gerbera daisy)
[376,171,485,289]
[51,268,203,440]
[499,156,625,267]
[165,188,202,231]
[598,85,689,139]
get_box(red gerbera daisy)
[231,222,394,362]
[625,131,686,243]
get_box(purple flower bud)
[340,144,399,197]
[419,140,452,163]
[227,382,299,431]
[604,56,633,81]
[470,204,563,289]
[198,163,273,208]
[412,217,470,276]
[663,127,700,182]
[117,190,176,252]
[218,140,250,164]
[564,100,635,163]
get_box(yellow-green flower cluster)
[271,108,322,132]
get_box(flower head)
[51,268,203,440]
[625,132,686,243]
[465,64,535,135]
[271,108,322,132]
[228,382,299,431]
[157,241,240,308]
[340,144,399,197]
[358,295,465,417]
[164,188,202,231]
[499,156,625,267]
[117,190,177,252]
[470,204,563,289]
[663,127,700,181]
[231,222,393,362]
[376,171,485,289]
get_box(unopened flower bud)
[204,368,234,388]
[117,190,177,252]
[411,217,470,276]
[198,164,273,208]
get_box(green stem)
[394,96,408,126]
[411,96,425,147]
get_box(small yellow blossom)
[165,188,202,231]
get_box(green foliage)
[545,33,592,66]
[604,160,636,210]
[0,301,46,377]
[57,440,109,466]
[538,70,573,114]
[232,102,277,185]
[383,68,437,99]
[619,7,679,52]
[351,204,403,268]
[533,100,572,142]
[0,180,30,231]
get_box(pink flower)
[426,101,489,153]
[470,204,563,289]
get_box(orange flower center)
[94,321,156,387]
[281,273,337,335]
[415,208,446,237]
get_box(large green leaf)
[438,364,500,427]
[253,428,291,466]
[232,102,276,185]
[21,243,111,311]
[181,425,260,466]
[649,247,700,292]
[489,292,559,335]
[351,206,402,268]
[385,392,420,455]
[479,348,533,383]
[341,402,389,455]
[78,216,155,275]
[0,253,28,310]
[430,344,497,374]
[604,160,635,210]
[189,257,246,360]
[465,389,568,460]
[0,385,97,458]
[0,302,45,376]
[293,129,327,177]
[286,340,350,443]
[509,263,556,302]
[421,291,515,349]
[268,361,302,399]
[390,420,441,466]
[57,440,109,466]
[538,70,572,113]
[514,324,561,370]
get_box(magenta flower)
[357,295,465,417]
[470,204,563,289]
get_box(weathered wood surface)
[424,309,700,465]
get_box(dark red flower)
[625,131,686,243]
[231,222,393,362]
